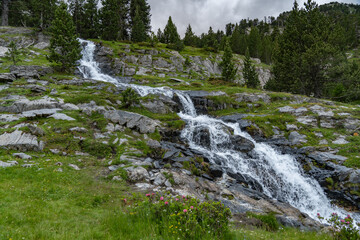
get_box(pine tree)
[248,27,261,58]
[230,25,241,54]
[157,28,164,43]
[27,0,58,30]
[48,2,81,72]
[129,0,151,34]
[220,40,237,82]
[269,0,337,97]
[82,0,99,39]
[131,6,147,42]
[243,48,260,88]
[184,24,195,46]
[100,0,129,41]
[163,16,180,44]
[69,0,85,35]
[5,40,21,65]
[1,0,10,26]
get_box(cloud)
[148,0,360,36]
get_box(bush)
[130,193,232,239]
[121,88,140,108]
[5,41,21,65]
[166,40,185,52]
[248,213,280,231]
[318,213,360,240]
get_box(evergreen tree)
[184,24,195,46]
[1,0,10,26]
[243,48,260,88]
[129,0,151,34]
[5,40,21,65]
[27,0,58,30]
[82,0,99,39]
[163,16,180,44]
[100,0,129,41]
[69,0,85,35]
[268,0,338,97]
[48,2,81,72]
[230,25,241,54]
[248,27,261,58]
[131,6,147,42]
[220,40,237,82]
[157,28,164,43]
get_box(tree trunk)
[1,0,9,26]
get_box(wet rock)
[308,151,347,164]
[0,130,44,151]
[193,127,211,149]
[229,135,255,152]
[209,165,223,178]
[219,114,252,130]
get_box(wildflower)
[347,222,350,224]
[160,196,164,201]
[341,219,345,223]
[152,193,155,195]
[183,209,188,213]
[347,215,351,218]
[146,194,150,197]
[182,195,185,198]
[190,206,194,209]
[175,198,179,201]
[317,213,320,216]
[124,198,127,203]
[165,201,169,205]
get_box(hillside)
[0,27,360,239]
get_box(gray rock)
[147,139,161,149]
[126,166,150,182]
[12,152,32,160]
[1,96,61,113]
[317,110,334,117]
[104,110,160,134]
[68,164,80,171]
[138,55,152,67]
[27,125,45,136]
[10,65,53,79]
[0,114,20,122]
[219,114,252,129]
[30,85,47,93]
[294,107,308,115]
[48,113,75,121]
[288,131,307,145]
[332,138,349,145]
[309,151,347,164]
[278,106,295,114]
[235,93,271,104]
[0,160,18,168]
[61,103,79,111]
[319,139,328,145]
[69,127,88,133]
[0,46,9,57]
[22,164,34,168]
[0,130,44,151]
[0,73,15,82]
[153,173,167,186]
[33,42,49,49]
[343,118,360,130]
[21,108,61,118]
[286,124,298,131]
[296,116,318,127]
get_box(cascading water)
[78,39,359,224]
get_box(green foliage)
[48,2,81,72]
[184,24,196,46]
[129,0,151,36]
[81,139,114,158]
[220,39,237,82]
[268,0,340,98]
[318,213,360,240]
[248,212,280,231]
[131,6,147,42]
[100,0,129,41]
[131,193,232,239]
[121,88,140,108]
[5,41,21,65]
[163,16,180,44]
[243,48,260,89]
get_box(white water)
[78,39,359,224]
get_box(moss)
[247,212,280,232]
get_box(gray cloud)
[148,0,360,36]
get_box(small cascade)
[78,39,360,225]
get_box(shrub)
[130,194,232,239]
[5,41,21,65]
[121,88,140,108]
[248,213,280,231]
[318,213,360,240]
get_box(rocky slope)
[0,27,359,231]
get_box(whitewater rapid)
[78,39,359,225]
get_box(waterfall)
[78,39,359,224]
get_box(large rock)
[21,108,61,118]
[0,96,62,113]
[288,131,307,145]
[308,151,348,164]
[0,46,9,57]
[126,166,150,182]
[10,65,53,79]
[229,135,255,152]
[0,130,44,151]
[104,110,160,134]
[0,73,16,83]
[219,114,252,130]
[235,93,271,104]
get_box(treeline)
[2,0,151,42]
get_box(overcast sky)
[148,0,360,36]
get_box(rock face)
[0,73,16,83]
[0,130,44,151]
[10,65,53,79]
[104,110,160,134]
